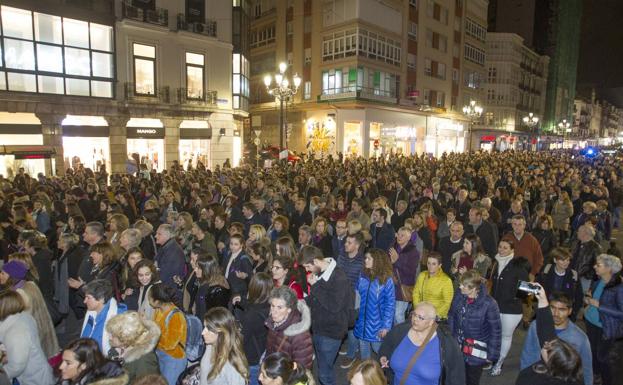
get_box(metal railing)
[122,2,169,27]
[177,88,218,105]
[318,86,397,103]
[124,82,170,103]
[177,14,217,38]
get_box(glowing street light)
[462,100,483,152]
[264,62,301,149]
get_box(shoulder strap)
[165,308,181,328]
[399,324,438,385]
[276,335,287,353]
[543,264,552,274]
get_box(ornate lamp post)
[462,100,483,152]
[522,112,539,150]
[253,129,262,168]
[558,119,571,148]
[263,62,301,149]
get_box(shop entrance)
[62,136,110,172]
[127,138,164,172]
[179,139,211,170]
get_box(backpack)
[165,309,206,362]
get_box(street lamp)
[264,62,301,149]
[253,129,262,168]
[558,119,571,148]
[522,112,539,150]
[462,100,483,152]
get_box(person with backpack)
[536,247,583,320]
[193,254,231,321]
[149,283,187,385]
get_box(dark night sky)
[576,0,623,105]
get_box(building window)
[407,54,416,69]
[186,52,204,99]
[304,48,312,65]
[452,68,459,84]
[286,21,293,36]
[133,43,156,95]
[250,24,275,48]
[425,58,432,76]
[408,22,417,40]
[409,0,417,7]
[323,28,400,66]
[426,29,447,53]
[465,18,486,42]
[304,81,311,100]
[464,43,485,65]
[233,53,249,110]
[436,91,445,107]
[0,5,113,97]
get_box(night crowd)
[0,149,622,385]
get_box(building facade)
[480,32,549,151]
[0,0,243,178]
[248,0,487,158]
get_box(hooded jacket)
[354,275,395,342]
[265,300,313,369]
[120,319,161,383]
[447,284,502,366]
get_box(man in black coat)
[454,189,472,224]
[436,221,465,276]
[465,207,498,260]
[391,200,410,232]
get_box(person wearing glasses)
[379,302,465,385]
[271,254,304,299]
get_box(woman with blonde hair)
[347,360,386,385]
[175,211,195,256]
[106,311,161,383]
[247,224,268,249]
[108,213,130,248]
[200,307,249,385]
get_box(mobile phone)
[517,280,540,295]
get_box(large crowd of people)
[0,149,622,385]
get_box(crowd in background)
[0,149,621,385]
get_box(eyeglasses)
[411,313,435,321]
[271,265,284,271]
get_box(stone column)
[35,113,64,176]
[162,118,182,170]
[105,116,130,175]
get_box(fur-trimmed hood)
[284,300,311,337]
[122,319,161,363]
[89,372,129,385]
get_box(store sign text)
[382,126,417,140]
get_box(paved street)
[332,227,623,385]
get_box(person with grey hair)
[120,228,143,252]
[572,224,602,293]
[265,286,313,369]
[583,253,623,385]
[154,224,186,292]
[298,224,313,251]
[80,279,128,355]
[135,219,157,260]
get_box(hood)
[89,373,129,385]
[284,300,311,337]
[122,319,161,363]
[83,362,129,385]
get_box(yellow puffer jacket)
[412,270,454,318]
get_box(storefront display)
[179,126,212,170]
[62,125,110,173]
[126,127,165,172]
[343,121,362,157]
[0,129,46,178]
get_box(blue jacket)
[447,284,502,366]
[354,275,395,342]
[520,319,593,385]
[154,238,186,290]
[591,273,623,340]
[369,223,396,252]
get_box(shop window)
[186,52,204,99]
[1,6,33,40]
[7,72,36,92]
[304,81,311,99]
[4,39,35,70]
[63,18,89,48]
[133,43,156,95]
[36,44,63,73]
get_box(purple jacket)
[391,240,420,301]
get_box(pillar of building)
[105,116,130,175]
[35,113,64,176]
[162,118,182,170]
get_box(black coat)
[305,264,352,339]
[379,322,465,385]
[32,248,54,302]
[571,239,601,280]
[490,257,530,314]
[235,301,270,365]
[536,264,583,320]
[465,221,498,261]
[194,284,231,321]
[436,236,464,276]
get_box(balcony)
[122,2,169,27]
[177,14,217,38]
[318,87,397,104]
[124,83,170,104]
[177,88,218,106]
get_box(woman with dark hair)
[200,307,249,385]
[233,272,274,385]
[248,242,272,274]
[271,254,304,300]
[182,248,209,313]
[515,283,583,385]
[311,217,333,258]
[352,248,395,362]
[194,254,231,320]
[69,242,121,300]
[124,259,160,320]
[451,234,491,280]
[532,215,558,262]
[58,338,128,385]
[489,239,530,376]
[259,352,315,385]
[149,283,187,385]
[116,191,138,224]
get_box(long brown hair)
[196,255,228,288]
[363,248,393,284]
[203,307,249,382]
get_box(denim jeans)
[394,301,409,324]
[345,329,359,358]
[249,364,260,385]
[313,334,342,385]
[358,339,382,360]
[156,349,187,385]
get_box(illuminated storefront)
[62,115,110,172]
[126,127,165,172]
[425,117,465,156]
[179,123,212,170]
[0,124,47,178]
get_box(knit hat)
[2,260,28,281]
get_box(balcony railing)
[177,14,217,38]
[318,87,397,104]
[177,88,218,106]
[122,2,169,27]
[124,83,170,103]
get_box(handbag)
[176,362,200,385]
[395,270,414,302]
[398,323,438,385]
[461,338,488,360]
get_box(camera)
[517,280,540,295]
